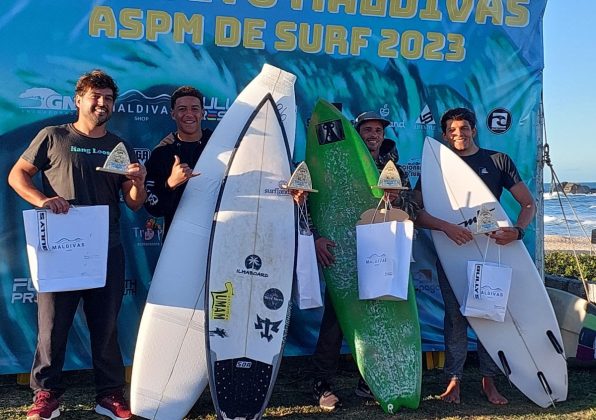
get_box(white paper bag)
[461,261,512,322]
[22,205,109,292]
[294,233,323,309]
[356,220,413,300]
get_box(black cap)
[354,111,390,131]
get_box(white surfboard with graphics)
[205,94,296,419]
[421,137,567,407]
[131,64,296,420]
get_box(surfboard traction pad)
[305,100,422,412]
[214,358,272,419]
[577,304,596,360]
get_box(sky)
[543,1,596,182]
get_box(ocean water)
[543,182,596,237]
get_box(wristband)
[514,226,525,240]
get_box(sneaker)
[355,377,374,399]
[26,391,60,420]
[313,379,340,411]
[94,391,131,420]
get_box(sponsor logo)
[37,211,48,251]
[124,278,137,296]
[415,104,436,129]
[380,104,406,129]
[50,237,85,251]
[131,218,163,246]
[412,269,439,294]
[236,360,252,369]
[458,207,496,229]
[316,119,345,145]
[237,255,269,278]
[209,328,228,338]
[254,314,282,342]
[264,180,290,196]
[487,108,512,134]
[211,281,234,320]
[134,148,151,165]
[364,253,387,266]
[11,278,37,304]
[114,89,170,122]
[263,288,284,310]
[203,97,232,121]
[18,87,76,112]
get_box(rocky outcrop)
[553,182,593,194]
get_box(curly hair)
[75,69,119,100]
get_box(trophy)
[282,161,318,192]
[476,204,499,234]
[96,142,131,175]
[374,160,408,191]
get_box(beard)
[91,106,111,126]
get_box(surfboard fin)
[546,330,565,357]
[537,371,556,407]
[497,351,513,388]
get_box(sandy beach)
[544,234,595,253]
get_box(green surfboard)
[305,99,421,412]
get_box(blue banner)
[0,0,545,374]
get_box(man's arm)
[415,209,474,246]
[489,181,535,245]
[8,158,70,213]
[122,162,147,211]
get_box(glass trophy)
[476,204,499,234]
[96,142,131,175]
[375,161,407,190]
[282,161,318,192]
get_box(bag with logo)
[22,205,109,292]
[294,232,323,309]
[461,240,512,322]
[356,219,413,301]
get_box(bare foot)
[439,378,460,404]
[481,376,508,405]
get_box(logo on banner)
[18,88,76,113]
[114,90,170,121]
[379,104,406,129]
[211,281,235,320]
[415,104,436,129]
[12,278,37,304]
[402,157,421,185]
[134,148,151,165]
[487,108,512,134]
[131,218,163,246]
[124,278,137,296]
[237,255,269,277]
[254,314,282,342]
[203,97,232,121]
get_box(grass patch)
[2,355,594,419]
[545,251,596,281]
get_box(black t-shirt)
[459,148,522,200]
[21,123,136,245]
[144,129,212,235]
[415,147,522,205]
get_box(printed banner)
[0,0,546,373]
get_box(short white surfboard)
[206,94,296,420]
[131,64,296,420]
[421,137,567,407]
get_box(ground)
[2,354,594,419]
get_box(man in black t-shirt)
[144,86,212,237]
[415,107,536,405]
[8,70,146,420]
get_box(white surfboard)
[421,137,567,407]
[206,94,296,419]
[546,287,594,362]
[131,64,296,420]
